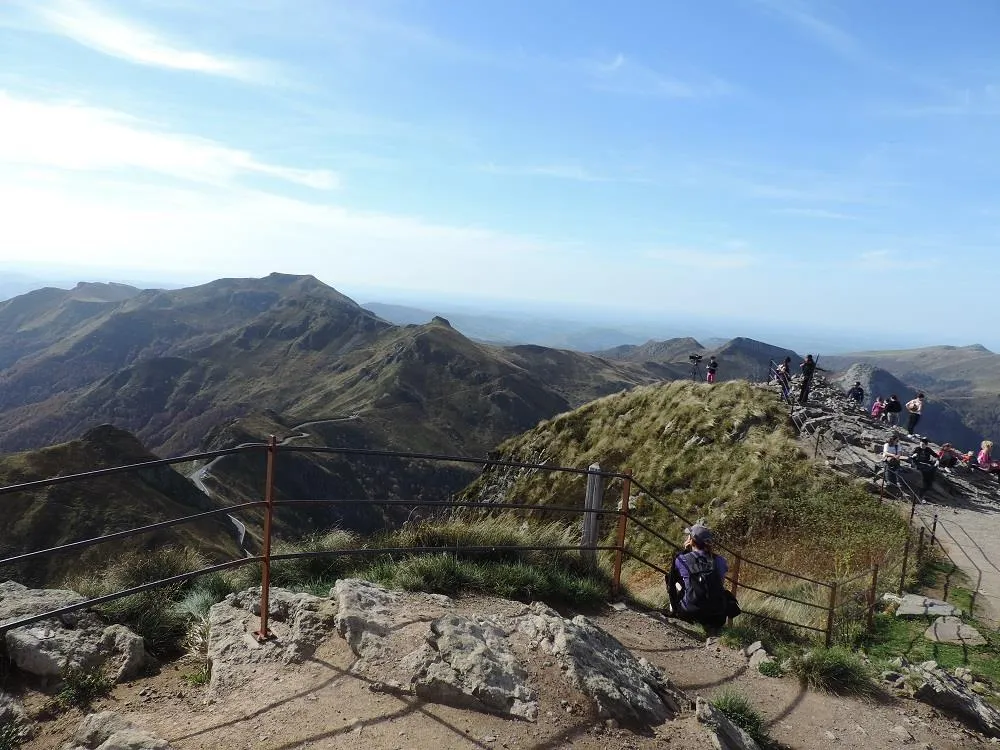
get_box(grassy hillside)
[463,380,907,586]
[0,425,239,586]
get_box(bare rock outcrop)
[0,582,152,682]
[517,602,689,727]
[62,711,172,750]
[206,586,337,696]
[696,697,762,750]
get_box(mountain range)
[0,273,995,580]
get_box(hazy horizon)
[1,263,988,356]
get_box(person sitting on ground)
[976,440,1000,475]
[846,381,865,410]
[884,394,903,426]
[666,523,738,635]
[937,443,960,470]
[871,396,886,421]
[706,356,719,384]
[881,433,904,487]
[906,393,926,436]
[909,437,938,502]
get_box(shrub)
[0,717,28,750]
[757,659,785,678]
[790,647,878,697]
[182,665,211,687]
[710,688,771,747]
[56,666,112,710]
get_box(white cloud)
[23,0,275,82]
[479,162,651,184]
[0,91,337,189]
[772,207,858,220]
[751,0,863,64]
[645,247,756,270]
[586,53,731,99]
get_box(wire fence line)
[0,402,982,647]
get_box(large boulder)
[332,578,401,661]
[0,582,152,681]
[63,711,172,750]
[517,603,688,727]
[696,697,762,750]
[206,587,337,697]
[401,614,538,721]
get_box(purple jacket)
[675,550,728,610]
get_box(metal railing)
[0,430,939,649]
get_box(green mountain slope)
[462,379,906,587]
[0,425,239,586]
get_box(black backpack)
[678,552,727,616]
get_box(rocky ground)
[784,375,1000,625]
[3,579,1000,750]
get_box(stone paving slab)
[896,594,960,618]
[923,616,986,646]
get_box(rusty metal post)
[611,470,631,597]
[917,526,925,563]
[971,570,982,618]
[879,463,886,501]
[866,564,879,633]
[898,532,911,595]
[825,581,838,648]
[814,431,821,459]
[254,435,278,642]
[930,514,938,547]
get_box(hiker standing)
[798,354,824,404]
[846,381,865,411]
[775,357,792,403]
[909,437,938,502]
[884,395,903,426]
[666,524,736,635]
[706,356,718,384]
[905,393,926,436]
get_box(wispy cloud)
[751,0,864,64]
[0,91,337,189]
[857,249,937,271]
[22,0,276,82]
[479,162,651,184]
[586,53,732,99]
[772,207,859,220]
[645,247,756,270]
[877,85,1000,118]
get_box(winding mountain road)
[185,415,361,554]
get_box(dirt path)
[22,605,985,750]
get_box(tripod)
[689,359,702,382]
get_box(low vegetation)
[0,718,28,750]
[788,647,879,697]
[710,688,772,747]
[55,666,113,710]
[62,518,611,656]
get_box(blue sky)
[2,1,1000,346]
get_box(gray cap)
[684,524,713,544]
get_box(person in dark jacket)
[798,354,825,404]
[706,356,719,384]
[846,381,865,410]
[909,437,938,501]
[884,394,903,426]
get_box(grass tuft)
[710,688,771,747]
[789,647,878,697]
[757,659,785,678]
[0,717,28,750]
[56,666,112,710]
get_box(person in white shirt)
[882,433,904,487]
[906,393,926,436]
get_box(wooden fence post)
[825,581,838,648]
[929,515,938,547]
[254,435,277,642]
[611,470,632,597]
[581,463,603,567]
[866,564,879,633]
[898,532,911,595]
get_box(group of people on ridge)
[867,391,925,436]
[772,354,824,405]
